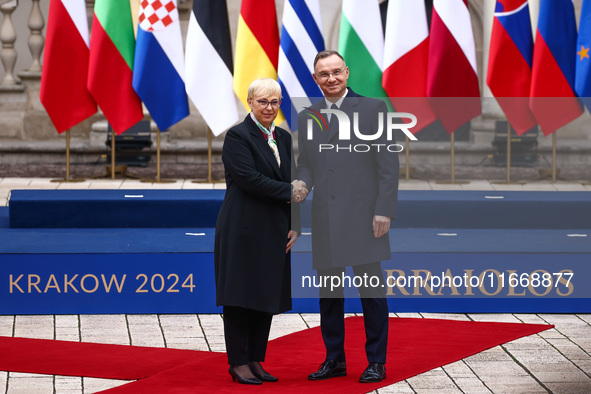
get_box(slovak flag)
[133,0,189,131]
[529,0,582,135]
[487,0,537,135]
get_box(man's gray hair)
[313,50,345,69]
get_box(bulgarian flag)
[88,0,143,134]
[233,0,284,124]
[339,0,388,99]
[40,0,97,134]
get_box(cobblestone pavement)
[1,178,590,393]
[0,313,590,393]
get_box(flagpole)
[207,129,213,183]
[436,131,467,185]
[552,132,557,183]
[157,129,162,182]
[451,132,455,184]
[506,122,511,183]
[194,127,223,184]
[51,129,84,183]
[66,130,71,181]
[492,121,524,185]
[538,131,562,182]
[111,129,116,180]
[405,135,410,181]
[141,127,174,184]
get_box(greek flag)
[277,0,325,130]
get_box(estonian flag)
[185,0,238,136]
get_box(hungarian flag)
[339,0,388,98]
[529,0,582,135]
[40,0,97,133]
[487,0,537,135]
[88,0,143,134]
[132,0,189,131]
[233,0,283,123]
[185,0,238,136]
[382,0,436,133]
[427,0,481,133]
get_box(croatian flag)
[133,0,189,131]
[278,0,325,129]
[529,0,582,135]
[487,0,537,135]
[575,0,591,112]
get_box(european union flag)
[575,0,591,112]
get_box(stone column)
[26,0,44,73]
[0,0,19,86]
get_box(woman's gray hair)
[247,78,282,99]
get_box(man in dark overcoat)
[296,50,399,383]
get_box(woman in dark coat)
[214,78,301,385]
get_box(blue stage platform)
[1,190,590,314]
[8,189,591,229]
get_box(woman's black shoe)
[249,362,278,382]
[228,366,263,385]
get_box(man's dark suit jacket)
[296,89,399,269]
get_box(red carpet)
[0,317,552,393]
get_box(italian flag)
[233,0,284,124]
[382,0,436,133]
[88,0,143,134]
[339,0,388,99]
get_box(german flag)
[233,0,284,124]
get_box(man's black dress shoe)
[308,360,347,380]
[359,362,386,383]
[249,362,278,382]
[228,366,262,385]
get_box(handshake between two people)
[291,180,308,203]
[289,179,390,238]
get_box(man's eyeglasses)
[255,99,281,108]
[316,68,346,80]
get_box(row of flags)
[40,0,591,140]
[40,0,236,136]
[381,0,481,134]
[488,0,591,136]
